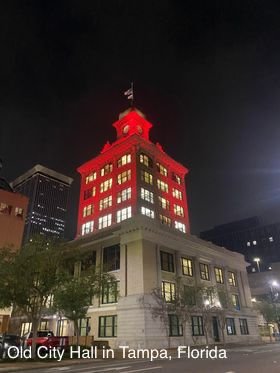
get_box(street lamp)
[253,257,261,272]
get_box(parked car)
[23,330,69,351]
[0,334,21,359]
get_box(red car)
[23,330,69,350]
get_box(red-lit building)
[77,107,189,237]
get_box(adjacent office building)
[11,165,73,242]
[200,217,280,271]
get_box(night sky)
[1,1,280,238]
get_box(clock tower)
[77,107,189,237]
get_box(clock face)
[123,125,129,134]
[137,125,143,134]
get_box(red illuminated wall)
[76,108,189,238]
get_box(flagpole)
[131,82,134,107]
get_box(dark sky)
[1,1,280,238]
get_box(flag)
[124,88,133,96]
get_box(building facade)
[200,217,280,271]
[19,108,260,347]
[0,177,28,333]
[11,165,73,242]
[70,108,259,347]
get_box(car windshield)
[27,331,53,338]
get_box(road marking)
[122,367,162,373]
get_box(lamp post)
[253,257,261,272]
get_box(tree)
[143,278,228,346]
[53,266,115,346]
[0,237,72,358]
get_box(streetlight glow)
[253,257,261,272]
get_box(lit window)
[228,271,237,286]
[117,154,131,167]
[15,207,24,218]
[172,188,182,200]
[116,206,132,222]
[141,170,153,185]
[232,294,240,310]
[159,214,171,226]
[157,179,168,193]
[117,170,131,185]
[172,173,182,185]
[102,281,119,304]
[141,206,154,218]
[100,179,112,193]
[81,221,94,235]
[253,240,257,246]
[100,163,113,177]
[246,241,251,247]
[99,315,117,338]
[98,214,112,229]
[141,188,154,203]
[182,258,193,277]
[175,221,186,233]
[85,172,96,184]
[117,187,131,203]
[162,281,176,302]
[139,153,153,168]
[215,267,224,284]
[200,263,210,281]
[269,236,274,242]
[99,195,112,211]
[174,204,184,217]
[156,162,168,177]
[83,204,93,217]
[0,203,12,215]
[160,251,174,272]
[226,318,236,335]
[159,196,170,210]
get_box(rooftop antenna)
[124,82,134,107]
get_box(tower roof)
[113,107,153,142]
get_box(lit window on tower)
[175,221,186,233]
[172,173,181,185]
[84,186,96,200]
[15,207,24,218]
[85,172,97,184]
[141,170,153,185]
[117,154,131,167]
[99,195,112,211]
[156,162,168,177]
[83,204,94,217]
[141,188,154,203]
[117,187,132,203]
[159,214,171,226]
[101,163,113,177]
[141,206,155,218]
[117,170,131,185]
[116,206,132,222]
[172,188,182,200]
[158,196,170,210]
[174,204,184,217]
[98,214,112,229]
[157,180,168,193]
[100,178,112,193]
[82,221,94,235]
[139,153,153,168]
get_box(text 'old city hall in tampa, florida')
[52,107,260,348]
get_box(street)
[1,344,280,373]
